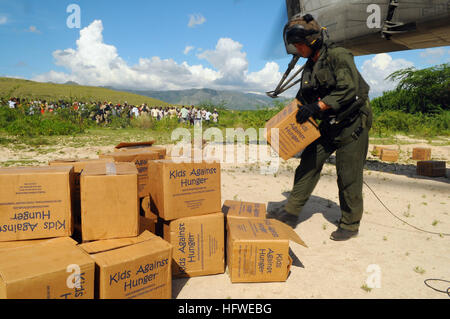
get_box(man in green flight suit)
[268,14,373,241]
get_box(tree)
[371,63,449,114]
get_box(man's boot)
[330,227,359,241]
[267,209,298,228]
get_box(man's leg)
[334,125,369,233]
[284,138,335,216]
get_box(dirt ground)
[1,137,449,299]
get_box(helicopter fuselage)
[286,0,450,56]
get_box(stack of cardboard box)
[0,166,96,299]
[412,148,432,161]
[0,140,309,298]
[0,143,173,299]
[147,160,225,278]
[74,144,173,299]
[410,147,446,178]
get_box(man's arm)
[320,48,360,111]
[318,100,332,111]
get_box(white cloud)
[197,38,248,85]
[33,20,286,95]
[0,15,7,25]
[361,53,414,97]
[33,20,214,90]
[247,62,282,92]
[188,14,206,28]
[183,45,194,55]
[420,47,444,58]
[419,47,448,64]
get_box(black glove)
[296,102,321,124]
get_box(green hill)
[0,77,168,106]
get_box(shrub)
[372,63,449,114]
[0,107,86,137]
[371,110,449,137]
[108,114,131,129]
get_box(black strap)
[335,98,366,123]
[323,113,366,148]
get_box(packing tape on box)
[106,162,117,175]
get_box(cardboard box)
[372,146,387,157]
[114,141,167,159]
[380,149,399,162]
[227,218,307,283]
[140,216,157,235]
[115,141,155,150]
[141,196,155,218]
[163,213,225,277]
[78,231,173,299]
[412,148,432,161]
[222,200,266,220]
[80,162,139,242]
[99,150,163,198]
[0,166,73,242]
[49,158,114,225]
[148,160,221,221]
[0,238,53,250]
[140,197,162,235]
[417,161,446,177]
[373,146,397,159]
[264,99,321,161]
[0,237,95,299]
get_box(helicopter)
[267,0,450,98]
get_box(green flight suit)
[284,41,373,232]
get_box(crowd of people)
[4,98,220,126]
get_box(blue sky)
[0,0,448,97]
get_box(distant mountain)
[114,88,289,110]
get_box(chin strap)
[266,55,306,98]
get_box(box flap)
[81,162,138,176]
[0,237,77,251]
[0,237,91,283]
[100,149,161,160]
[0,166,73,175]
[78,231,156,254]
[270,219,308,248]
[50,158,99,164]
[169,212,223,224]
[115,141,156,149]
[49,158,114,173]
[222,200,266,219]
[228,218,307,248]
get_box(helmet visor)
[283,24,300,55]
